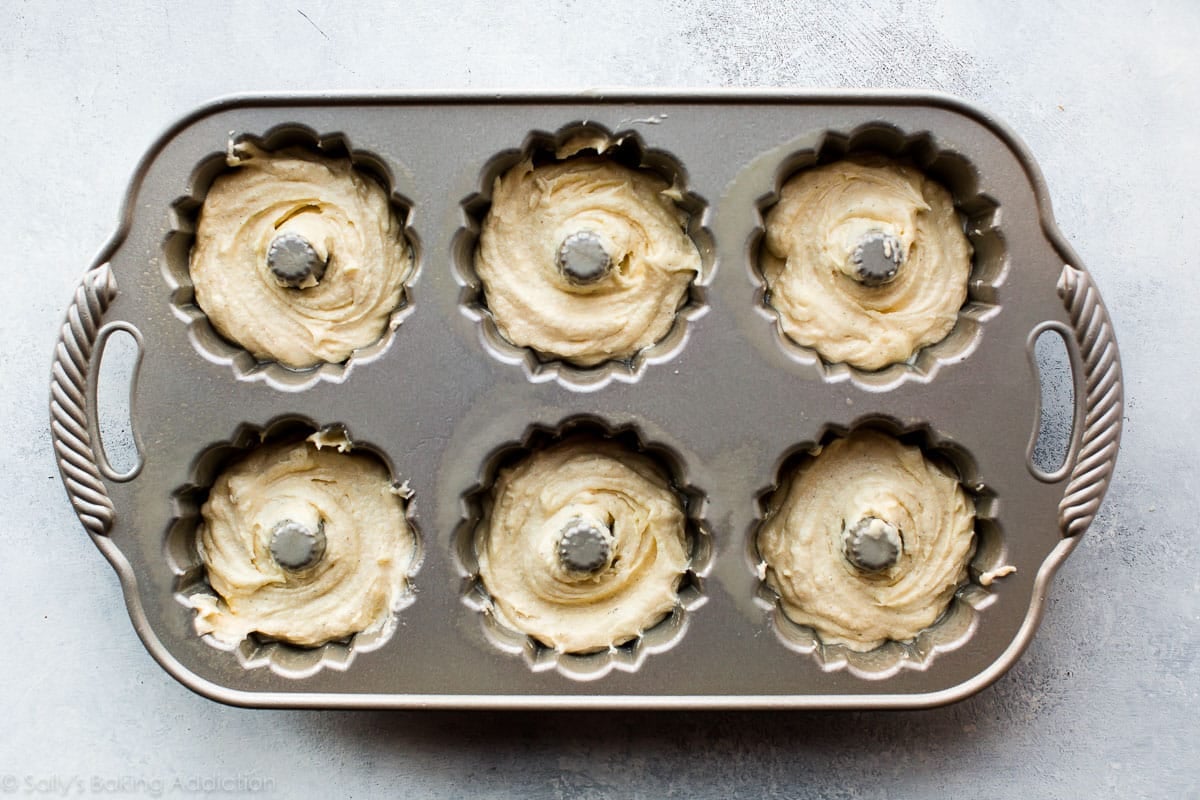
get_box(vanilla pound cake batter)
[192,432,415,648]
[190,142,412,369]
[476,437,690,653]
[757,429,975,651]
[475,151,700,367]
[761,156,972,371]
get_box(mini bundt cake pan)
[50,91,1121,709]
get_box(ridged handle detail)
[1057,265,1123,537]
[50,265,119,536]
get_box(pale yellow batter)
[756,429,976,651]
[190,142,412,369]
[474,155,701,367]
[761,156,972,371]
[476,437,690,653]
[191,432,415,648]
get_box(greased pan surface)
[51,91,1122,708]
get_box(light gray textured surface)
[3,1,1195,797]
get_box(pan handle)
[50,264,122,536]
[1055,264,1124,537]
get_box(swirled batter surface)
[475,154,701,366]
[761,156,972,371]
[757,430,975,651]
[476,438,690,653]
[191,433,414,648]
[190,143,411,369]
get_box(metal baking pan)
[50,90,1123,709]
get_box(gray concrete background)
[3,1,1196,797]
